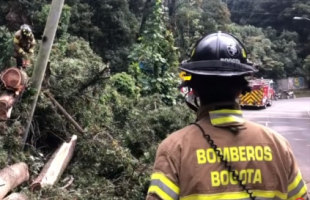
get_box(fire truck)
[239,78,275,109]
[180,86,195,102]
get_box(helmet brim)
[179,60,258,76]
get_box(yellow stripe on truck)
[240,88,264,105]
[241,94,258,104]
[252,89,264,99]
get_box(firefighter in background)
[146,32,308,200]
[13,24,36,69]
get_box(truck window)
[252,85,261,90]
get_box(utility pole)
[22,0,65,150]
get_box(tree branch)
[74,65,110,96]
[43,91,85,134]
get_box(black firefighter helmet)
[179,31,258,76]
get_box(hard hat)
[20,24,32,37]
[179,31,258,76]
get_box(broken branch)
[43,91,85,134]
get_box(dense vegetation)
[0,0,309,199]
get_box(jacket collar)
[197,102,245,127]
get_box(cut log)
[0,162,29,199]
[0,91,18,120]
[0,67,29,120]
[3,192,29,200]
[30,135,77,191]
[0,67,29,95]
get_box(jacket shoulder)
[246,119,290,148]
[158,124,196,158]
[161,125,194,144]
[265,126,290,148]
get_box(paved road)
[242,97,310,189]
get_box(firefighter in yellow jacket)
[146,32,309,200]
[13,24,36,69]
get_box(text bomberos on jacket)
[196,146,272,187]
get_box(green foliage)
[227,23,302,79]
[228,0,310,64]
[128,0,180,105]
[32,4,72,39]
[79,0,139,72]
[172,0,231,58]
[110,72,140,98]
[173,0,204,57]
[302,55,310,77]
[0,30,192,199]
[49,36,108,99]
[66,2,97,39]
[0,26,14,69]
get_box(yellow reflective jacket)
[13,30,36,57]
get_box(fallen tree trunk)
[0,162,29,199]
[30,135,77,191]
[3,192,28,200]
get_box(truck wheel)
[268,100,272,107]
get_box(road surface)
[242,97,310,190]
